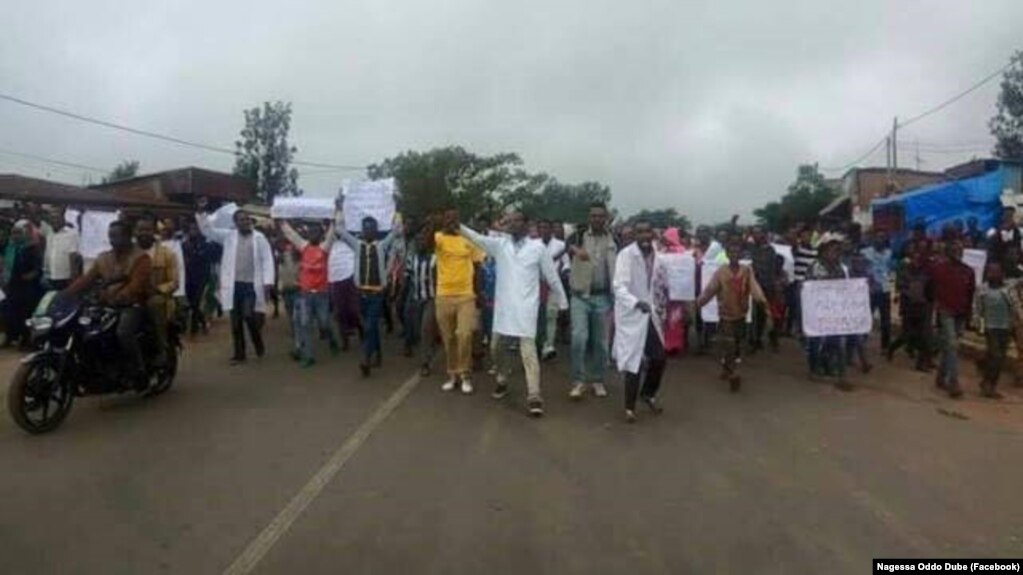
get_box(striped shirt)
[405,252,437,301]
[793,245,817,282]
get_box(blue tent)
[872,167,1006,240]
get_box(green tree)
[103,160,139,183]
[506,178,612,224]
[753,164,838,233]
[368,146,539,223]
[990,50,1023,161]
[627,208,691,231]
[234,101,300,203]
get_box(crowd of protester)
[2,199,1021,422]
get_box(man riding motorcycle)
[64,219,152,388]
[135,214,179,367]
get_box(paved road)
[0,317,1020,574]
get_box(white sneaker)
[461,378,474,394]
[569,382,587,400]
[442,378,457,392]
[592,383,608,398]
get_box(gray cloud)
[2,0,1020,223]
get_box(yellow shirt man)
[434,230,485,391]
[435,232,485,297]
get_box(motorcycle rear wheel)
[7,362,75,434]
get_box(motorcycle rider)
[65,219,152,388]
[135,214,179,367]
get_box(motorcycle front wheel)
[7,361,75,434]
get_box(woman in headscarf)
[2,220,44,349]
[661,227,688,355]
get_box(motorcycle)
[7,291,181,434]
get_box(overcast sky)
[2,0,1021,223]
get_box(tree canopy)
[990,50,1023,161]
[234,101,300,202]
[103,160,139,183]
[627,208,691,231]
[753,164,838,233]
[506,178,611,224]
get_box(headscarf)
[662,227,684,254]
[2,220,30,283]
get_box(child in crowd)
[975,262,1013,399]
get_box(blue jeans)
[359,292,385,362]
[297,292,335,361]
[570,293,611,383]
[937,312,965,388]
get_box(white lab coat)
[613,243,667,375]
[164,238,187,298]
[461,225,568,339]
[196,214,275,313]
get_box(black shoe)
[642,396,664,415]
[527,398,544,417]
[492,383,509,400]
[360,363,371,377]
[729,374,742,393]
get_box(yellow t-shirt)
[435,232,485,297]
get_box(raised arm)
[195,212,229,245]
[279,221,309,251]
[458,224,501,256]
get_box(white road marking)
[222,373,421,575]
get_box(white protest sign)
[64,209,81,230]
[662,253,696,301]
[800,278,872,337]
[342,178,396,232]
[700,262,720,322]
[210,203,239,230]
[772,243,795,282]
[962,249,987,286]
[271,197,335,220]
[80,211,119,259]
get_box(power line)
[897,60,1016,129]
[0,147,107,173]
[820,136,888,173]
[0,91,368,171]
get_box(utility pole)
[891,116,898,171]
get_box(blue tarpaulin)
[872,167,1006,239]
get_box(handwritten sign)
[80,211,119,259]
[662,253,696,301]
[343,178,396,232]
[801,278,872,337]
[962,248,987,286]
[271,197,335,220]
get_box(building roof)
[90,166,256,204]
[841,166,946,180]
[0,174,173,209]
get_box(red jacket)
[928,259,975,317]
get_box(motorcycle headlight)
[27,316,53,336]
[78,316,92,326]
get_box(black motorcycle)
[7,291,181,434]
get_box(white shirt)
[542,237,568,273]
[461,225,568,338]
[44,228,79,281]
[328,241,355,282]
[164,238,187,297]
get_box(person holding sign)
[804,233,853,390]
[276,218,340,368]
[334,200,403,378]
[613,219,669,423]
[196,199,276,365]
[697,238,768,392]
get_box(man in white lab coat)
[196,199,276,364]
[460,211,568,418]
[613,220,669,423]
[537,218,567,361]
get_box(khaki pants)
[436,295,477,377]
[146,294,175,360]
[492,334,542,402]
